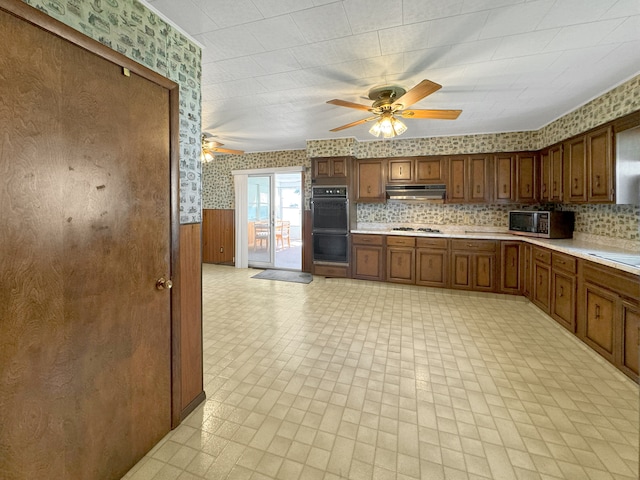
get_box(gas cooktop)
[392,227,442,233]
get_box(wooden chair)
[276,220,290,249]
[254,221,270,250]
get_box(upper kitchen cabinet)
[447,154,491,203]
[312,157,351,183]
[494,152,538,203]
[387,158,413,183]
[563,125,614,203]
[387,156,446,184]
[355,158,386,203]
[540,144,563,202]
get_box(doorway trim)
[233,166,304,269]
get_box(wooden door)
[522,243,532,298]
[494,153,515,202]
[533,262,551,312]
[469,155,490,202]
[313,158,330,178]
[551,271,576,332]
[473,254,495,291]
[447,156,467,202]
[352,245,384,280]
[586,126,613,202]
[621,301,640,379]
[565,137,587,202]
[0,5,174,479]
[388,159,413,182]
[540,150,551,201]
[416,157,444,183]
[583,283,617,362]
[416,249,447,287]
[355,159,385,203]
[451,252,472,289]
[516,153,537,203]
[387,247,415,284]
[500,242,521,294]
[550,145,563,201]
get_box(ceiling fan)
[201,134,244,161]
[327,79,462,138]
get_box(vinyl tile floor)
[124,264,639,480]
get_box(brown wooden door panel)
[501,242,520,294]
[448,156,466,202]
[352,245,383,280]
[622,302,640,379]
[533,262,551,312]
[416,249,447,287]
[550,145,563,201]
[551,271,575,332]
[565,137,587,202]
[584,285,616,359]
[388,159,413,182]
[387,248,415,284]
[494,154,514,202]
[474,254,495,291]
[0,7,172,479]
[416,158,444,182]
[516,153,537,203]
[587,126,613,202]
[469,155,490,202]
[452,253,471,288]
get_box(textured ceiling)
[143,0,640,153]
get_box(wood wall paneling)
[203,209,234,264]
[179,224,205,418]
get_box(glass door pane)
[248,175,273,267]
[274,173,302,270]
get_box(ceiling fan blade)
[392,79,442,109]
[327,99,372,112]
[400,109,462,120]
[330,116,378,132]
[213,147,245,155]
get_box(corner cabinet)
[354,159,386,203]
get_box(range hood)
[386,184,446,202]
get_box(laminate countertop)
[351,228,640,276]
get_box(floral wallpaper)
[22,0,203,224]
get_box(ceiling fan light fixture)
[369,113,407,138]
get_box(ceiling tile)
[426,10,491,47]
[537,0,615,29]
[544,18,624,52]
[378,22,430,55]
[250,50,302,75]
[342,0,403,34]
[198,26,265,62]
[604,15,640,42]
[290,3,352,42]
[402,0,463,23]
[460,0,524,14]
[214,57,267,80]
[251,0,315,18]
[250,15,308,50]
[191,0,263,27]
[492,29,558,60]
[146,0,218,35]
[478,1,554,39]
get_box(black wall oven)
[311,186,349,263]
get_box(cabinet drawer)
[533,246,551,264]
[552,252,577,273]
[416,237,448,249]
[313,264,348,278]
[387,236,416,247]
[451,239,496,252]
[352,234,383,246]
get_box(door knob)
[156,277,173,290]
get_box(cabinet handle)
[503,184,507,194]
[574,178,578,190]
[526,184,530,193]
[399,166,403,176]
[456,185,460,194]
[367,185,371,194]
[428,165,432,175]
[596,175,601,188]
[538,275,542,286]
[429,259,433,267]
[595,304,600,319]
[553,181,557,192]
[559,286,563,297]
[476,185,480,194]
[511,258,515,267]
[542,183,547,193]
[364,254,369,263]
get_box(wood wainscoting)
[177,224,205,420]
[203,209,235,264]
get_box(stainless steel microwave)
[508,211,575,239]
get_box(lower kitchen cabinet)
[450,239,497,292]
[416,237,448,287]
[532,247,551,312]
[550,252,577,332]
[351,234,384,281]
[578,261,640,381]
[522,243,532,299]
[500,241,521,294]
[386,236,416,284]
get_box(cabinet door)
[352,245,383,280]
[587,125,613,202]
[621,301,640,380]
[416,157,444,183]
[447,156,467,202]
[387,247,415,284]
[522,243,532,298]
[469,155,490,202]
[474,254,495,291]
[313,158,330,178]
[533,261,551,312]
[416,249,448,287]
[388,159,413,183]
[565,137,587,202]
[583,283,616,362]
[516,153,537,203]
[501,242,520,294]
[451,252,471,289]
[355,160,385,203]
[550,145,563,201]
[540,150,551,202]
[494,153,515,202]
[551,270,575,332]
